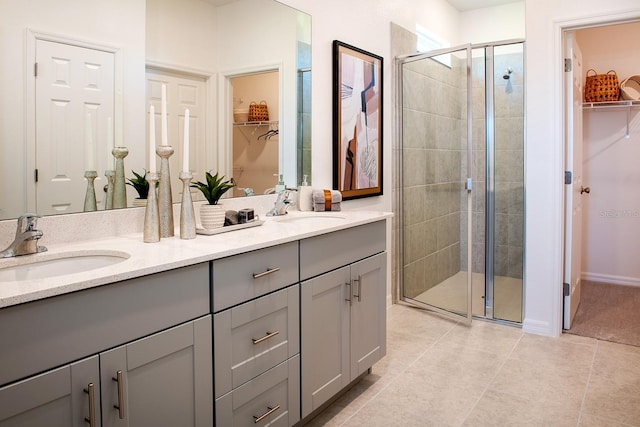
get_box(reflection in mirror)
[0,0,311,220]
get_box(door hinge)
[564,171,572,185]
[34,169,38,183]
[564,58,572,72]
[34,62,38,77]
[563,282,570,296]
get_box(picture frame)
[332,40,383,200]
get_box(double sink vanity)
[0,206,391,426]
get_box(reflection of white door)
[563,32,584,330]
[146,69,207,201]
[35,39,114,214]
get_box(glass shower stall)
[397,40,525,324]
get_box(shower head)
[503,67,513,80]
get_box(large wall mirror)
[0,0,311,220]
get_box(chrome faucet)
[0,213,47,258]
[267,189,296,216]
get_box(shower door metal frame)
[396,44,474,324]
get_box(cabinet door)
[300,266,350,419]
[100,316,212,427]
[0,356,100,427]
[350,252,387,381]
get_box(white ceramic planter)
[200,204,225,230]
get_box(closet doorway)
[397,40,525,325]
[563,21,640,347]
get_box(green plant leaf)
[190,171,234,204]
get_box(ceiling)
[447,0,521,11]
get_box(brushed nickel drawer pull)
[253,404,280,423]
[112,370,125,419]
[84,383,96,427]
[252,330,280,345]
[253,267,280,279]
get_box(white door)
[35,39,115,214]
[146,69,207,202]
[563,31,584,330]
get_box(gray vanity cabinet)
[299,221,387,419]
[100,315,212,427]
[0,356,101,427]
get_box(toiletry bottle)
[275,174,286,194]
[298,175,313,211]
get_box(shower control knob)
[580,186,590,194]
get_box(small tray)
[196,219,264,235]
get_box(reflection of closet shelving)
[233,120,279,142]
[583,100,640,138]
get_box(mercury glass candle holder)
[179,171,196,239]
[83,170,98,212]
[156,145,175,238]
[112,147,129,209]
[104,169,115,210]
[143,172,160,243]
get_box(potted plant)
[191,171,234,229]
[126,169,150,207]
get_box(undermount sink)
[0,250,130,282]
[274,213,347,224]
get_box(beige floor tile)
[488,357,588,412]
[437,318,523,356]
[387,303,459,341]
[510,332,596,371]
[579,413,639,427]
[582,349,640,427]
[463,389,580,426]
[346,371,484,427]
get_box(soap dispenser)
[297,174,312,211]
[275,174,286,194]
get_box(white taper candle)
[161,84,168,146]
[183,109,190,172]
[149,105,156,173]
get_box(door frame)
[25,29,123,212]
[556,10,640,334]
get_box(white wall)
[577,23,640,286]
[525,0,640,336]
[460,1,525,44]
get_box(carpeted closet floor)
[565,280,640,347]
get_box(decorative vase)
[133,198,147,208]
[199,204,225,230]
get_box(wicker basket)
[584,69,620,102]
[620,75,640,100]
[248,101,269,122]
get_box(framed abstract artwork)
[332,40,383,200]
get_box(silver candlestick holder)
[156,145,174,238]
[105,169,115,210]
[113,147,129,209]
[179,171,196,239]
[83,170,98,212]
[143,172,160,243]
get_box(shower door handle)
[465,178,472,192]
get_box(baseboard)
[582,272,640,287]
[522,318,557,337]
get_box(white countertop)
[0,210,391,308]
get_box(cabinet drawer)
[212,242,298,312]
[300,220,385,280]
[215,355,300,427]
[0,263,209,386]
[214,285,299,398]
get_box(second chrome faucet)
[0,213,47,258]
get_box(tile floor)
[305,304,640,427]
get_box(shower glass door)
[399,45,473,322]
